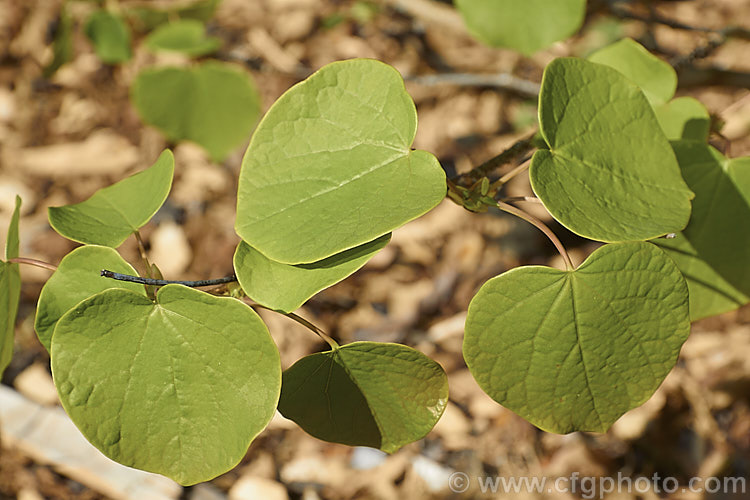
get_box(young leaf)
[48,150,174,247]
[235,59,446,264]
[455,0,586,55]
[145,19,221,57]
[463,241,690,434]
[126,0,221,31]
[588,38,677,106]
[44,5,74,77]
[175,0,221,21]
[278,342,448,453]
[530,58,694,242]
[653,97,711,142]
[131,63,261,161]
[654,141,750,320]
[234,234,390,313]
[0,196,22,377]
[84,10,132,64]
[35,245,146,352]
[51,285,281,486]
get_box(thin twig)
[406,73,540,97]
[670,32,728,70]
[496,201,574,271]
[609,4,750,71]
[671,32,724,69]
[452,132,538,186]
[7,257,57,272]
[373,0,467,34]
[609,5,717,33]
[101,270,237,287]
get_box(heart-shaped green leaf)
[455,0,586,55]
[1,196,21,377]
[530,58,694,242]
[586,40,710,141]
[278,342,448,453]
[234,234,390,313]
[463,241,690,434]
[48,150,174,247]
[235,59,446,264]
[144,19,221,57]
[132,63,261,161]
[84,10,132,64]
[588,38,677,106]
[51,285,281,485]
[35,245,146,352]
[654,141,750,320]
[654,97,711,142]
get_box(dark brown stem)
[609,5,716,33]
[670,33,727,70]
[7,257,57,272]
[496,201,574,271]
[452,132,538,187]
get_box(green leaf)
[127,0,221,30]
[455,0,586,55]
[51,285,280,485]
[5,196,20,261]
[656,234,748,321]
[654,141,750,320]
[44,5,74,77]
[234,234,390,313]
[132,63,261,161]
[463,241,690,434]
[84,10,132,64]
[586,40,710,141]
[144,20,221,57]
[588,38,677,106]
[173,0,221,22]
[48,150,174,247]
[530,58,694,242]
[0,196,22,377]
[654,97,711,142]
[278,342,448,453]
[35,245,146,352]
[235,59,446,264]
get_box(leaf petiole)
[495,201,574,271]
[7,257,57,272]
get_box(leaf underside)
[235,58,446,265]
[234,234,390,313]
[278,341,448,453]
[654,141,750,320]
